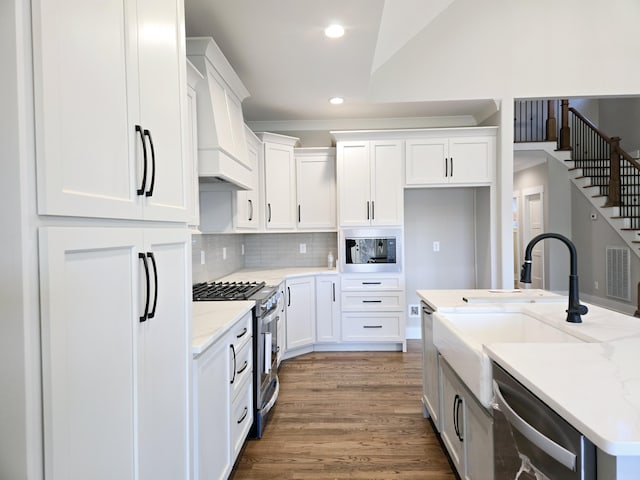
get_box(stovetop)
[192,281,266,301]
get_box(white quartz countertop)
[192,300,254,357]
[418,289,640,456]
[217,267,337,286]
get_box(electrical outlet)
[594,280,599,290]
[299,243,306,254]
[200,250,205,265]
[433,241,440,252]
[241,244,245,255]
[222,247,227,260]
[409,304,420,317]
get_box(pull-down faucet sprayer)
[520,233,588,323]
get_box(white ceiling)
[184,0,497,126]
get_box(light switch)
[299,243,306,253]
[433,241,440,252]
[222,247,227,260]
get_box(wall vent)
[606,246,630,301]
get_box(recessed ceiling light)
[324,24,345,38]
[329,97,344,105]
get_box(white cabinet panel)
[337,142,371,226]
[421,305,441,431]
[449,137,493,184]
[236,127,261,230]
[32,0,189,222]
[262,136,297,230]
[285,276,315,350]
[370,140,404,225]
[316,275,341,343]
[341,313,402,340]
[405,139,448,185]
[296,148,336,229]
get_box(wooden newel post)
[605,137,622,207]
[546,100,557,142]
[558,99,571,150]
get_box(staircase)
[515,99,640,258]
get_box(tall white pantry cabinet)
[4,1,192,479]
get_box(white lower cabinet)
[316,274,341,343]
[439,359,493,480]
[193,310,253,480]
[285,276,316,350]
[38,226,190,480]
[421,303,440,431]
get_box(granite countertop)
[417,289,640,456]
[192,300,254,357]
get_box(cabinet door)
[39,227,142,480]
[449,137,494,185]
[236,127,261,230]
[421,308,441,431]
[186,80,201,226]
[316,275,340,342]
[32,0,142,220]
[137,228,190,480]
[296,152,336,229]
[440,362,466,478]
[194,334,231,480]
[370,140,403,225]
[285,277,315,349]
[465,392,494,480]
[264,142,296,229]
[405,138,448,185]
[136,0,189,222]
[337,141,371,226]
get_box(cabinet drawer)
[230,311,253,351]
[230,339,252,401]
[341,291,403,311]
[341,276,401,290]
[230,376,253,458]
[342,313,401,341]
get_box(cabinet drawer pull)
[146,252,158,319]
[362,281,382,285]
[362,300,382,303]
[445,157,448,177]
[248,199,253,221]
[230,344,237,384]
[371,200,375,220]
[143,129,156,197]
[450,157,454,177]
[135,125,147,196]
[237,360,249,375]
[236,327,248,339]
[298,204,301,223]
[332,282,336,302]
[138,252,150,322]
[363,325,383,329]
[267,203,272,222]
[366,201,370,220]
[237,406,248,424]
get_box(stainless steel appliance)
[492,362,595,479]
[192,281,281,439]
[340,228,402,273]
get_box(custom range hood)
[187,37,252,190]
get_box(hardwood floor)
[231,340,456,479]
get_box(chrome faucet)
[520,233,588,323]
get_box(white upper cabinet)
[295,147,336,230]
[258,132,299,231]
[235,127,262,230]
[336,139,403,227]
[32,0,190,222]
[405,128,497,186]
[186,60,203,227]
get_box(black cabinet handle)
[450,157,454,177]
[298,204,301,223]
[362,299,382,303]
[143,129,156,197]
[138,253,150,322]
[230,344,237,384]
[136,125,147,195]
[366,201,370,220]
[363,325,383,329]
[445,157,449,177]
[237,360,249,375]
[362,281,382,285]
[287,286,291,307]
[237,407,248,424]
[453,394,459,437]
[332,283,335,302]
[248,199,253,221]
[371,200,375,220]
[236,327,248,339]
[267,203,272,223]
[146,252,158,319]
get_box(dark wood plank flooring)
[231,340,456,479]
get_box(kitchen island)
[418,289,640,480]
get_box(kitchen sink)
[433,309,584,407]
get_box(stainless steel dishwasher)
[492,362,596,480]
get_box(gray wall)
[598,98,640,154]
[404,188,483,337]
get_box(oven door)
[260,307,278,392]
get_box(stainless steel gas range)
[192,281,281,438]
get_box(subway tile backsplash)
[192,232,337,283]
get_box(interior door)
[522,187,545,289]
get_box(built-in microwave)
[340,228,402,273]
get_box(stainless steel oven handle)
[262,377,280,416]
[493,380,576,471]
